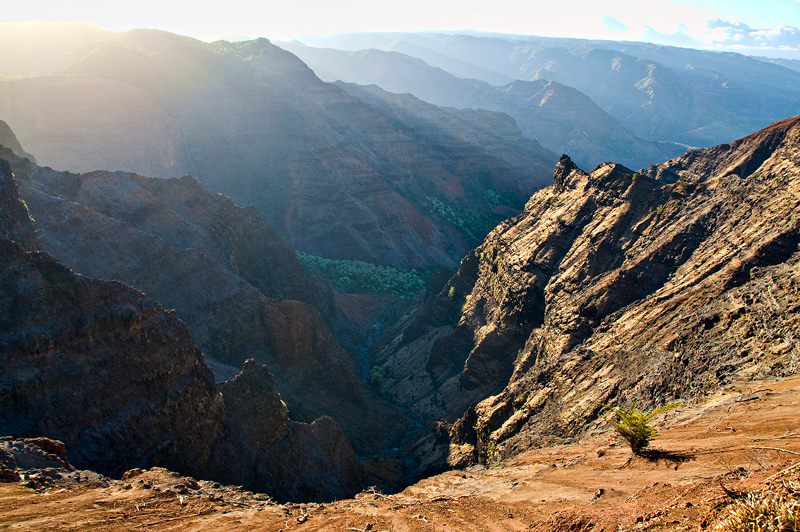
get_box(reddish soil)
[2,375,799,532]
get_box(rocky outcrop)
[375,116,800,470]
[7,151,410,457]
[0,155,39,250]
[210,360,363,502]
[0,29,557,268]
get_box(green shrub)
[426,197,503,246]
[599,400,683,455]
[369,366,384,386]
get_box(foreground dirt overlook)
[2,374,799,531]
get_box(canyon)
[1,24,799,529]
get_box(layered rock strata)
[374,116,800,470]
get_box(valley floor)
[2,375,799,532]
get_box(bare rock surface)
[0,157,376,501]
[374,116,800,471]
[7,151,410,457]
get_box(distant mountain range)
[294,31,800,153]
[280,42,685,171]
[0,27,556,268]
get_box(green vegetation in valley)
[427,197,505,246]
[296,251,429,299]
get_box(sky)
[5,0,800,58]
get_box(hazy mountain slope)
[282,42,684,170]
[583,40,800,123]
[300,32,800,147]
[373,116,800,470]
[755,55,800,72]
[6,151,410,456]
[0,119,35,162]
[0,29,557,268]
[0,22,115,77]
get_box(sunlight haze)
[4,0,800,57]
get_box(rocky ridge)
[373,115,800,471]
[0,155,371,501]
[4,149,410,457]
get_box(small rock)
[27,438,66,455]
[122,468,144,481]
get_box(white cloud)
[700,19,800,56]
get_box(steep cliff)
[374,116,800,470]
[0,155,370,501]
[0,156,224,476]
[8,151,410,456]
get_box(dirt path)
[2,375,799,531]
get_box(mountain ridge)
[0,28,557,268]
[371,115,800,471]
[281,41,686,170]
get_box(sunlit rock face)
[373,116,800,472]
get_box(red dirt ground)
[2,375,799,531]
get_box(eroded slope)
[374,116,800,470]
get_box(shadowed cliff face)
[6,151,411,457]
[0,30,557,268]
[374,116,800,472]
[0,155,369,502]
[0,156,221,477]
